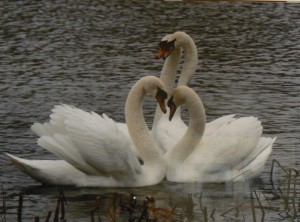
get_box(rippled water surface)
[1,1,300,221]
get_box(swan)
[7,76,168,187]
[153,31,198,152]
[153,31,241,155]
[164,85,276,183]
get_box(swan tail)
[6,153,85,186]
[6,153,34,174]
[6,153,56,184]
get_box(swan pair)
[7,31,276,186]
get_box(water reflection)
[1,1,300,221]
[11,181,257,221]
[1,168,299,221]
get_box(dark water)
[1,1,300,221]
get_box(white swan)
[153,31,241,155]
[153,31,198,152]
[165,85,276,183]
[7,76,167,187]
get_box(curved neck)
[152,47,181,130]
[178,35,198,86]
[153,34,198,130]
[160,47,182,93]
[125,79,164,166]
[165,88,206,163]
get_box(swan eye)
[159,40,168,48]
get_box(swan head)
[142,76,168,114]
[156,31,190,60]
[156,37,175,60]
[167,85,188,121]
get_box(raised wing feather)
[64,110,142,177]
[32,104,142,178]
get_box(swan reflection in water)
[20,181,265,221]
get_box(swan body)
[7,76,167,187]
[165,86,276,183]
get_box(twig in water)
[60,191,67,220]
[285,168,292,209]
[45,211,51,222]
[278,187,287,208]
[210,208,216,220]
[198,193,203,211]
[17,194,23,222]
[54,190,67,222]
[219,203,244,217]
[108,194,120,222]
[250,191,256,222]
[91,196,102,222]
[253,189,265,221]
[203,206,208,222]
[292,198,297,219]
[270,159,288,189]
[1,185,6,214]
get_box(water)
[0,1,299,221]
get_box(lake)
[0,1,299,221]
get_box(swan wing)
[32,105,100,175]
[204,114,236,136]
[65,111,142,177]
[188,116,263,174]
[32,105,142,177]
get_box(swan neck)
[125,79,165,166]
[166,89,206,162]
[178,36,198,86]
[159,47,182,93]
[153,47,181,130]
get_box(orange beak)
[156,48,166,59]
